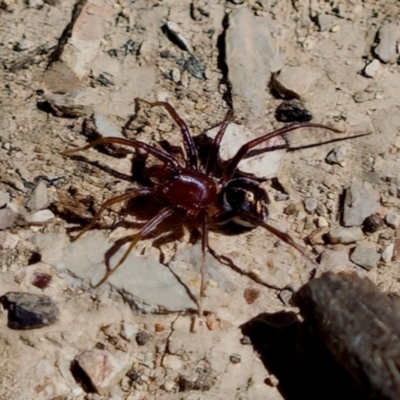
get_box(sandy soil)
[1,1,400,399]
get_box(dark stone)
[363,214,385,234]
[240,335,251,345]
[275,100,312,123]
[229,354,241,364]
[126,368,140,384]
[180,55,206,80]
[135,330,150,346]
[1,292,59,329]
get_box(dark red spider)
[64,100,339,300]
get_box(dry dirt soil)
[1,1,400,399]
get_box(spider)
[63,100,340,302]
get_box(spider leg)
[72,188,155,242]
[207,245,283,291]
[139,99,198,169]
[205,109,234,175]
[239,211,318,267]
[221,122,343,182]
[63,137,179,169]
[243,131,372,159]
[200,215,209,298]
[94,207,174,287]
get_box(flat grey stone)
[350,242,380,270]
[24,209,55,224]
[374,23,400,64]
[328,227,364,244]
[385,209,400,229]
[0,190,10,208]
[225,8,282,122]
[60,231,197,313]
[0,208,17,230]
[93,112,125,139]
[27,181,49,211]
[206,122,285,179]
[275,66,319,100]
[44,89,99,117]
[343,181,380,227]
[319,249,349,271]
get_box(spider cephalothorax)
[64,100,340,299]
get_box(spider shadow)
[241,312,363,400]
[96,195,202,268]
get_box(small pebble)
[229,354,241,364]
[120,376,132,392]
[32,272,52,289]
[162,354,183,371]
[275,100,312,123]
[278,289,292,305]
[350,242,380,271]
[183,55,206,80]
[0,190,10,208]
[94,113,124,139]
[126,368,140,385]
[24,209,55,224]
[163,380,177,392]
[325,146,346,166]
[382,243,394,263]
[121,322,138,341]
[328,227,364,244]
[171,67,181,83]
[319,249,349,271]
[27,181,49,211]
[135,331,150,346]
[240,336,251,345]
[0,292,59,329]
[243,287,260,304]
[308,227,330,245]
[317,216,329,228]
[163,21,193,53]
[265,375,279,387]
[363,214,385,233]
[155,323,165,332]
[74,349,129,395]
[0,208,17,229]
[343,181,380,227]
[363,59,382,79]
[26,0,44,8]
[274,192,289,201]
[330,24,340,33]
[304,198,318,213]
[379,230,392,241]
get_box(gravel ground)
[1,1,400,399]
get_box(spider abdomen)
[161,169,217,217]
